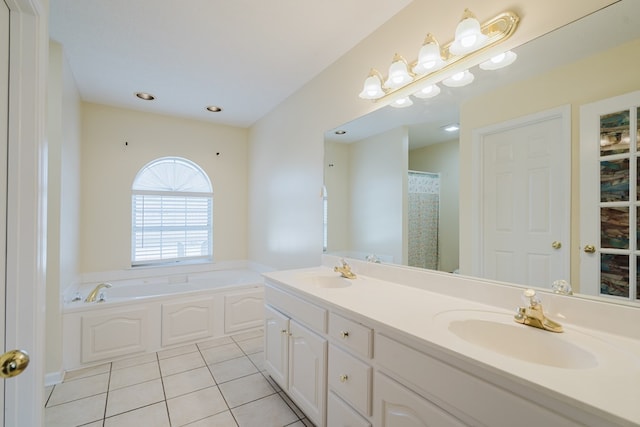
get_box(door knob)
[0,349,29,378]
[551,241,562,249]
[584,245,596,254]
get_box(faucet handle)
[522,288,541,307]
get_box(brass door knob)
[0,349,29,378]
[584,245,596,254]
[551,241,562,249]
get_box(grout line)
[156,351,173,427]
[101,362,113,426]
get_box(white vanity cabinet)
[263,267,633,427]
[264,284,327,427]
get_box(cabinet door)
[375,372,466,427]
[264,305,289,388]
[289,320,327,427]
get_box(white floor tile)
[112,352,158,370]
[167,386,228,426]
[218,372,276,408]
[44,393,106,427]
[231,394,298,427]
[163,366,216,399]
[197,336,234,350]
[64,362,111,381]
[248,351,265,371]
[157,343,198,360]
[236,337,263,355]
[184,410,238,426]
[231,329,263,342]
[106,378,165,417]
[109,360,160,390]
[47,373,109,406]
[201,343,244,365]
[210,356,258,384]
[159,351,205,376]
[104,401,170,427]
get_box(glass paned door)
[581,92,640,302]
[595,106,639,299]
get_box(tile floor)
[44,330,314,427]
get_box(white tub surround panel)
[263,255,640,427]
[62,268,265,373]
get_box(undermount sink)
[435,310,600,369]
[296,272,353,288]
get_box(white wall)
[350,128,407,263]
[247,0,613,270]
[324,141,350,253]
[47,41,82,377]
[409,139,460,273]
[80,104,249,273]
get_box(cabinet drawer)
[328,391,371,427]
[328,344,372,416]
[328,312,372,359]
[265,284,326,332]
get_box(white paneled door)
[472,106,571,288]
[3,0,48,425]
[0,1,8,420]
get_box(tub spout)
[85,283,112,303]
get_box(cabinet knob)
[339,374,349,383]
[281,329,287,334]
[340,331,349,338]
[584,244,596,254]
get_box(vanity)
[263,255,640,427]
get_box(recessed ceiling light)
[135,92,155,101]
[443,124,460,132]
[206,106,222,113]
[334,130,346,135]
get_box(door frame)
[470,105,571,282]
[4,0,48,425]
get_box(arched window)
[131,157,213,266]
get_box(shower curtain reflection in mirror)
[408,171,440,270]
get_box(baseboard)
[45,370,64,386]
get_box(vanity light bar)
[359,9,520,106]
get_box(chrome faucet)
[334,259,356,279]
[514,289,563,333]
[85,283,112,303]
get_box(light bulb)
[390,97,413,108]
[413,84,441,99]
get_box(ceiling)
[49,0,413,128]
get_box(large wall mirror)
[324,0,640,304]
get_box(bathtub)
[66,268,264,307]
[61,267,266,375]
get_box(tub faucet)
[334,259,356,279]
[514,289,563,333]
[85,283,112,303]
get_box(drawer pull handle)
[340,331,349,338]
[339,374,349,382]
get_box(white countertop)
[264,265,640,426]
